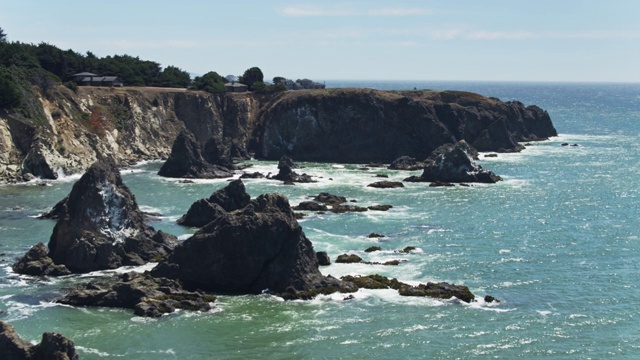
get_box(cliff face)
[0,86,556,182]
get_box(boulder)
[152,193,354,299]
[16,158,178,275]
[158,129,234,179]
[57,272,214,318]
[364,246,382,253]
[405,140,501,184]
[335,254,363,263]
[368,204,393,211]
[0,321,78,360]
[316,251,331,266]
[292,201,328,212]
[313,192,347,205]
[330,204,368,213]
[367,181,405,189]
[177,180,251,227]
[12,242,70,276]
[388,156,424,170]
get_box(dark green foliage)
[153,65,191,88]
[273,83,287,92]
[272,76,285,84]
[0,67,22,109]
[251,81,268,93]
[64,81,78,93]
[0,27,6,43]
[191,71,226,93]
[239,66,263,90]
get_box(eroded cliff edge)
[0,86,556,182]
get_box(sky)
[1,0,639,82]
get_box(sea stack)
[14,158,177,275]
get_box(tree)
[0,27,7,43]
[191,71,226,93]
[154,65,191,88]
[239,66,263,90]
[272,76,286,84]
[0,67,22,109]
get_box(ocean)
[1,81,639,358]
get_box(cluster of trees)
[0,27,291,111]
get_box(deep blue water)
[1,81,639,358]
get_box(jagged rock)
[152,193,354,298]
[367,181,405,189]
[203,136,233,168]
[177,180,251,227]
[293,201,328,211]
[177,200,226,228]
[12,242,70,276]
[341,274,405,290]
[57,272,214,318]
[271,155,316,183]
[364,246,382,253]
[158,130,234,179]
[313,193,347,205]
[388,156,424,170]
[207,179,252,211]
[484,295,500,303]
[0,321,78,360]
[397,246,417,253]
[16,158,178,275]
[368,233,385,238]
[335,254,363,263]
[368,204,393,211]
[316,251,331,266]
[405,140,501,184]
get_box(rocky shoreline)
[0,86,556,183]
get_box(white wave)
[76,346,111,357]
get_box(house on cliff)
[225,82,248,92]
[73,72,123,87]
[278,78,325,90]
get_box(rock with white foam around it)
[405,140,501,184]
[14,157,177,275]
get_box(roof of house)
[74,72,98,77]
[225,82,248,87]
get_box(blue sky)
[1,0,639,82]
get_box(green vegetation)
[190,71,226,93]
[239,66,264,90]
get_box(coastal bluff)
[0,86,556,182]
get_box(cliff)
[0,86,556,182]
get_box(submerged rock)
[15,158,177,275]
[158,129,234,179]
[153,192,354,298]
[405,140,501,184]
[0,321,78,360]
[367,181,405,189]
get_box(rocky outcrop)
[177,179,251,227]
[0,87,555,183]
[14,158,177,275]
[0,321,78,360]
[258,89,557,162]
[152,192,355,298]
[367,181,405,188]
[57,272,215,318]
[405,140,501,184]
[271,156,315,183]
[388,156,424,170]
[341,274,475,303]
[12,242,71,276]
[157,129,234,179]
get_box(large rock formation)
[153,192,354,298]
[157,129,234,179]
[177,179,251,227]
[0,321,78,360]
[405,140,501,183]
[271,155,315,183]
[258,89,557,162]
[14,158,177,275]
[0,86,556,183]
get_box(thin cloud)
[279,5,432,17]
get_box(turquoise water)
[1,81,640,358]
